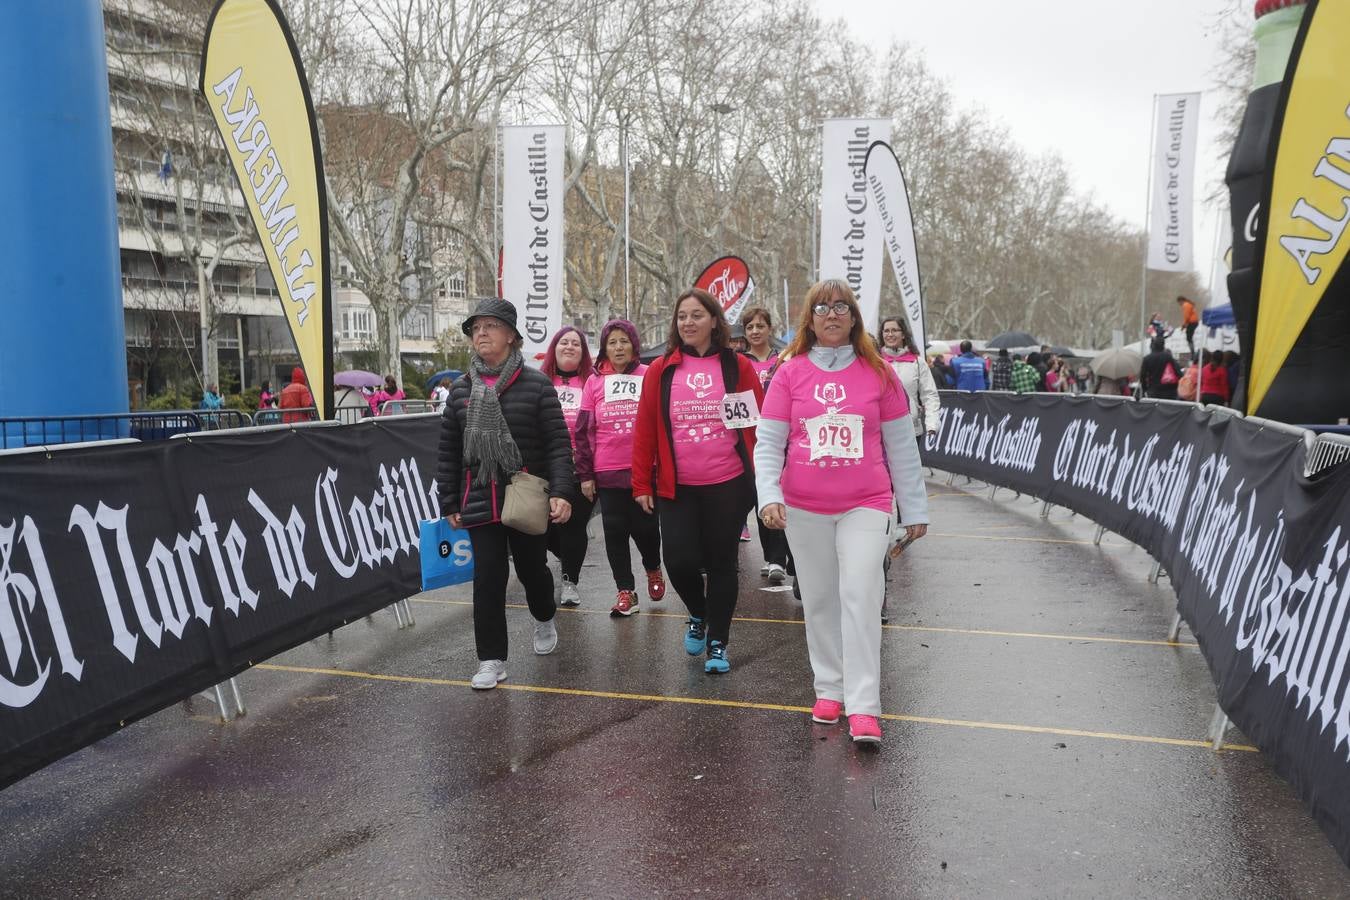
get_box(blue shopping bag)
[419,518,474,591]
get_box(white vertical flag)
[1147,93,1201,272]
[819,118,891,331]
[502,124,565,359]
[864,141,925,353]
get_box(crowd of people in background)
[923,296,1241,408]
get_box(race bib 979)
[805,412,863,461]
[721,390,760,429]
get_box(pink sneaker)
[811,698,843,724]
[848,714,882,743]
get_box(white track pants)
[784,505,893,716]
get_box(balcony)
[121,275,282,318]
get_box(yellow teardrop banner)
[1250,0,1350,415]
[199,0,330,419]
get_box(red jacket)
[1201,363,1230,403]
[631,347,764,500]
[279,366,314,423]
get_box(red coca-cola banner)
[694,255,756,325]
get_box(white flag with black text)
[864,141,925,353]
[501,125,565,359]
[819,118,891,332]
[1147,93,1201,272]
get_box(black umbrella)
[1045,345,1073,357]
[987,331,1039,349]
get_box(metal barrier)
[379,399,435,416]
[333,405,370,425]
[252,407,320,426]
[1308,433,1350,476]
[188,410,253,432]
[933,390,1344,751]
[0,437,142,456]
[172,419,341,440]
[0,409,251,449]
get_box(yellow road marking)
[408,597,1199,649]
[253,662,1256,753]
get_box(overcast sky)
[826,0,1249,280]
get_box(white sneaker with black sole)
[767,563,786,585]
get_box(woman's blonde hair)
[784,279,895,390]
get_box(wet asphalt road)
[2,475,1348,898]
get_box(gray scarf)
[464,349,524,486]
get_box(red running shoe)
[848,714,882,744]
[610,590,639,617]
[811,698,843,724]
[646,569,666,601]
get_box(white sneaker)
[559,577,580,607]
[534,618,558,655]
[767,563,786,585]
[471,659,507,689]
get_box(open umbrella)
[425,369,462,392]
[1045,345,1074,357]
[1090,348,1142,379]
[334,369,383,388]
[987,330,1039,349]
[925,340,951,356]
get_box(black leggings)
[546,490,595,583]
[598,486,662,591]
[468,523,554,661]
[658,477,752,645]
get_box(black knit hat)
[462,297,521,339]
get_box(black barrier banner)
[0,418,442,788]
[921,392,1350,865]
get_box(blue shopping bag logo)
[419,518,474,591]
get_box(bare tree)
[295,0,1197,358]
[316,0,560,381]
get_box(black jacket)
[437,366,575,527]
[1140,350,1179,397]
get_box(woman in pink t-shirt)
[632,289,764,674]
[541,326,594,607]
[755,280,930,745]
[371,374,406,415]
[574,319,665,617]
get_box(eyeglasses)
[812,301,852,317]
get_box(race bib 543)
[721,390,760,429]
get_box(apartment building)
[105,0,469,404]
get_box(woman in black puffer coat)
[438,298,576,690]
